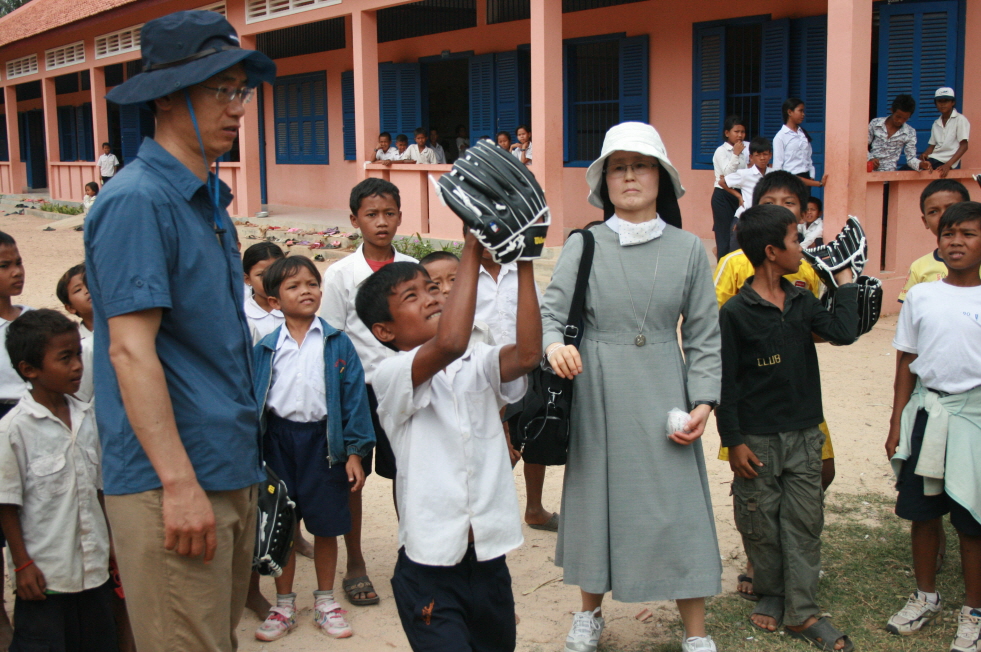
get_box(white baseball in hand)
[666,408,692,438]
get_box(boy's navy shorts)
[391,545,516,652]
[0,402,16,548]
[895,408,981,537]
[366,385,397,480]
[263,413,352,538]
[11,579,118,652]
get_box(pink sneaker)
[315,601,353,638]
[255,605,297,641]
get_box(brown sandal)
[342,575,379,606]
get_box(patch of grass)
[612,494,967,651]
[392,233,463,259]
[39,202,84,216]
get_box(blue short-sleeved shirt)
[84,138,262,495]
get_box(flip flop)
[342,575,380,606]
[314,254,325,261]
[786,617,853,652]
[750,596,784,632]
[737,574,760,601]
[528,512,560,532]
[325,240,342,249]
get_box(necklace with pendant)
[615,235,662,346]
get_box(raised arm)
[410,234,483,387]
[499,261,542,382]
[108,308,217,562]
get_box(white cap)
[585,122,685,209]
[935,87,956,100]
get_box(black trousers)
[391,546,516,652]
[11,580,118,652]
[711,187,740,259]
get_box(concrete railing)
[0,162,14,194]
[364,163,464,240]
[49,162,100,203]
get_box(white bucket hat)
[585,122,685,209]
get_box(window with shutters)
[875,0,961,150]
[196,1,226,14]
[57,104,94,162]
[274,72,328,165]
[256,18,345,60]
[95,25,142,59]
[246,0,339,24]
[378,63,421,137]
[377,0,476,43]
[0,121,8,163]
[564,34,648,165]
[692,15,826,173]
[45,42,85,71]
[341,71,356,161]
[487,0,646,24]
[6,55,38,80]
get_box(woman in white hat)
[541,122,722,652]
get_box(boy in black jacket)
[717,204,858,651]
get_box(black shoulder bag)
[514,229,595,466]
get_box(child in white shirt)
[371,132,399,163]
[358,233,541,651]
[98,143,119,185]
[82,182,99,214]
[0,309,117,650]
[243,241,286,343]
[57,264,95,403]
[800,197,825,248]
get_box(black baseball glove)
[253,465,297,577]
[823,275,883,341]
[433,139,550,263]
[802,216,868,290]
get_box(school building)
[0,0,975,308]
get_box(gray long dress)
[541,222,723,602]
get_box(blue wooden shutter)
[760,18,790,141]
[495,51,520,138]
[75,102,94,161]
[57,106,76,161]
[274,73,328,164]
[790,16,827,182]
[341,70,356,161]
[379,63,421,136]
[119,104,142,163]
[877,1,958,148]
[469,54,495,142]
[274,81,289,162]
[0,120,8,162]
[691,25,725,168]
[619,35,649,124]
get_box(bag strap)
[562,228,595,345]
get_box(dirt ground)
[2,213,903,651]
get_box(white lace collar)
[605,213,666,246]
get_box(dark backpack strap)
[562,229,595,345]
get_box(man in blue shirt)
[84,11,275,651]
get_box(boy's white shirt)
[0,306,32,400]
[76,323,94,404]
[476,263,520,346]
[245,294,285,345]
[319,244,417,384]
[928,109,971,164]
[266,318,328,422]
[0,394,108,593]
[893,280,981,394]
[407,144,438,164]
[725,166,771,218]
[372,343,526,566]
[375,146,399,161]
[97,153,119,177]
[799,217,824,249]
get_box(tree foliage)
[0,0,31,17]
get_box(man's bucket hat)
[106,10,276,106]
[585,122,685,209]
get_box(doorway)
[425,58,468,163]
[18,110,46,189]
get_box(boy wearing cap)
[84,10,276,652]
[920,87,970,179]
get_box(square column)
[42,77,59,167]
[822,0,872,239]
[90,66,109,155]
[237,34,263,217]
[352,10,379,169]
[530,0,564,243]
[4,86,26,193]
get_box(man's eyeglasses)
[198,84,256,105]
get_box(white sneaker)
[565,607,604,652]
[951,606,981,652]
[255,605,297,641]
[886,591,943,635]
[314,600,353,638]
[682,635,717,651]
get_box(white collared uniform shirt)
[320,245,417,384]
[408,145,438,164]
[373,343,526,566]
[772,125,815,176]
[0,306,31,401]
[929,109,971,166]
[724,166,772,218]
[267,319,327,423]
[476,263,520,345]
[245,295,285,344]
[0,394,108,593]
[76,324,94,404]
[430,142,446,164]
[375,146,399,161]
[712,141,749,189]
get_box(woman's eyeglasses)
[605,161,658,179]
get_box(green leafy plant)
[39,202,85,216]
[392,233,463,259]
